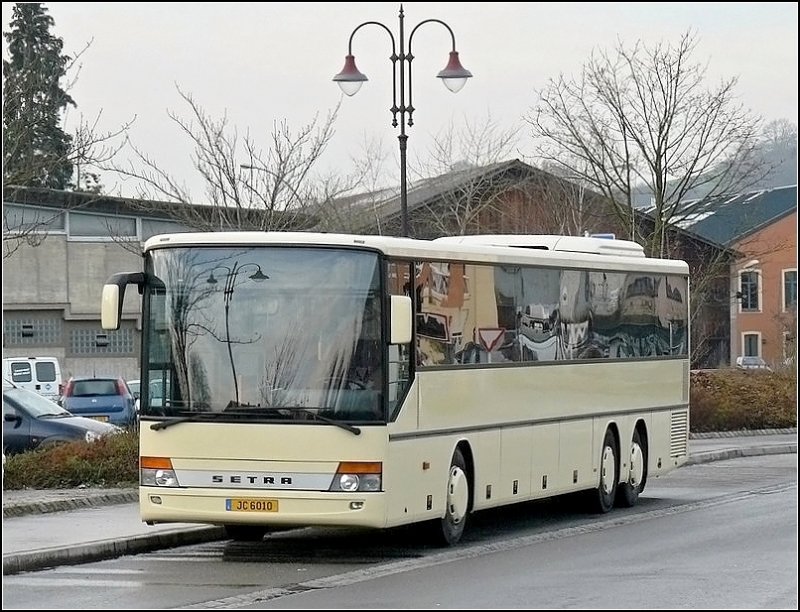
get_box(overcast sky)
[3,2,798,201]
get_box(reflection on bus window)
[413,260,689,367]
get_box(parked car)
[3,379,121,456]
[127,378,168,412]
[2,356,63,403]
[735,356,772,371]
[60,376,137,427]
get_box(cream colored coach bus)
[101,232,690,545]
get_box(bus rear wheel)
[616,428,647,508]
[430,448,470,547]
[590,429,618,514]
[224,525,267,542]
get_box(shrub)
[690,369,797,432]
[4,428,139,490]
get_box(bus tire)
[224,525,267,542]
[590,429,618,514]
[616,428,647,508]
[430,448,470,547]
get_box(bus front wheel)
[430,448,470,547]
[224,525,267,542]
[590,429,618,514]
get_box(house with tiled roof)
[646,185,797,367]
[337,159,618,239]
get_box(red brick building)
[650,185,797,369]
[732,206,797,367]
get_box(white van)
[2,357,63,402]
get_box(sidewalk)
[2,429,797,576]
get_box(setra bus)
[101,231,690,545]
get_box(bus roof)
[143,232,689,274]
[433,234,646,257]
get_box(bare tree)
[3,109,131,195]
[755,119,798,189]
[310,134,395,234]
[410,114,522,236]
[681,241,735,368]
[316,114,527,238]
[106,86,347,232]
[525,160,623,236]
[3,148,129,261]
[314,114,603,239]
[371,113,621,239]
[3,33,133,260]
[526,31,767,257]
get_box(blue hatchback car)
[60,376,137,427]
[3,380,121,455]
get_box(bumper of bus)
[139,486,388,529]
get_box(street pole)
[334,5,472,237]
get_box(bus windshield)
[143,246,384,422]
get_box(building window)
[68,327,135,355]
[2,203,65,234]
[4,316,63,346]
[69,211,137,239]
[739,270,760,311]
[141,218,191,240]
[783,269,797,311]
[742,332,761,357]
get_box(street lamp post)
[207,261,269,405]
[333,5,472,237]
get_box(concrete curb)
[685,442,798,466]
[689,427,797,439]
[2,526,226,576]
[3,490,139,519]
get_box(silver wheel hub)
[629,441,644,488]
[447,466,469,524]
[600,445,616,495]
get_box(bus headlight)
[356,474,381,492]
[140,456,181,487]
[338,474,360,491]
[141,468,180,487]
[329,461,382,492]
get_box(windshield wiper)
[293,408,361,436]
[151,406,361,435]
[223,403,362,435]
[150,411,241,431]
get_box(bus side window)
[387,260,413,418]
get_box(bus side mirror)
[101,284,121,330]
[390,295,412,344]
[101,272,145,330]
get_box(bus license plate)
[226,498,279,512]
